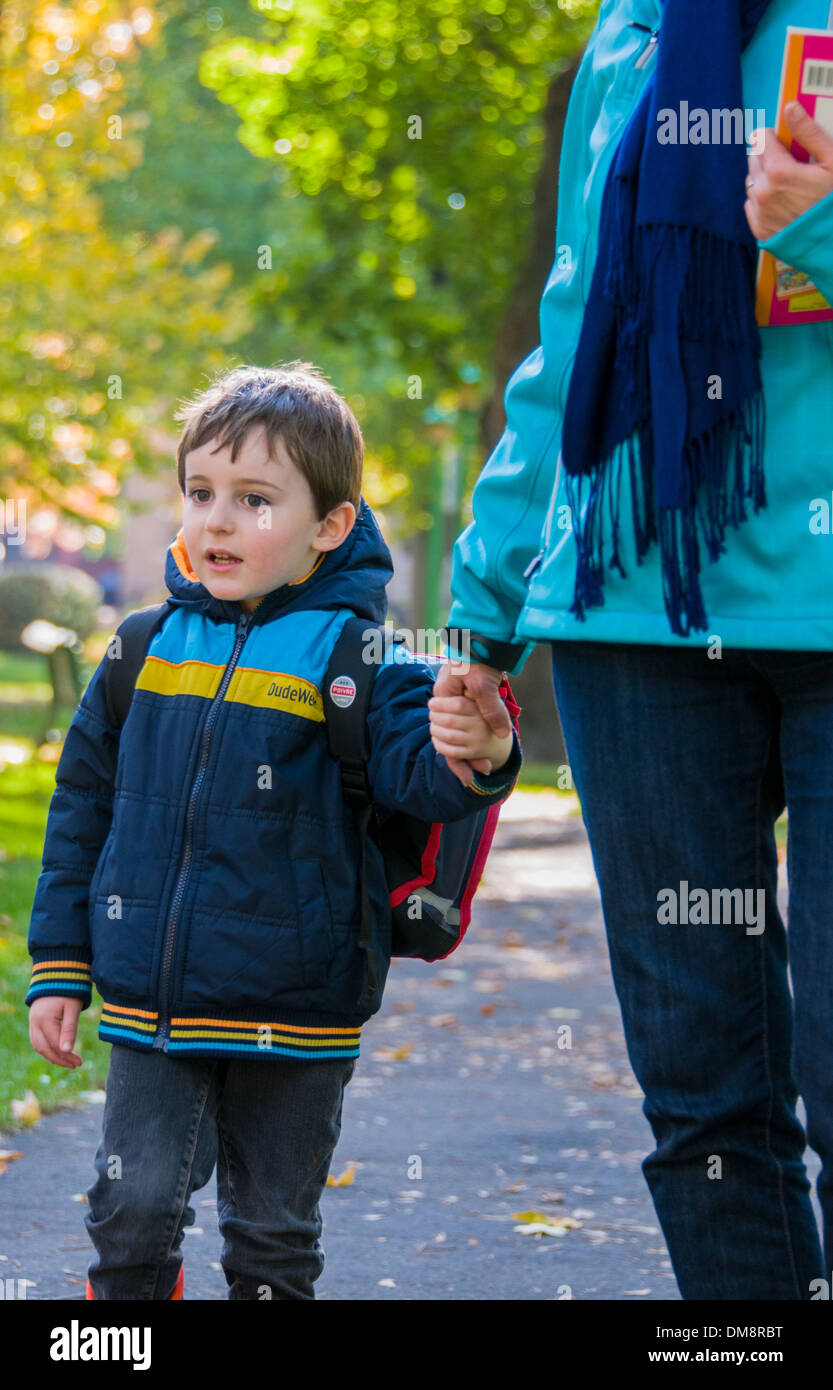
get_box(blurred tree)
[0,0,251,538]
[1,0,597,631]
[198,0,597,530]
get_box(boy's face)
[182,424,355,611]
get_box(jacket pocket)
[87,824,115,925]
[291,859,335,985]
[180,859,336,1009]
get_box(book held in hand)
[754,26,833,327]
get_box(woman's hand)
[745,102,833,240]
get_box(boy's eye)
[187,489,270,508]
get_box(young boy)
[25,361,522,1301]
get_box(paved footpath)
[0,791,820,1300]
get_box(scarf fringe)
[566,390,765,637]
[609,218,757,353]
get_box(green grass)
[0,644,111,1136]
[0,759,111,1138]
[0,887,109,1139]
[515,760,577,792]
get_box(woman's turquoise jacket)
[447,0,833,676]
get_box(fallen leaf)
[392,1002,414,1013]
[479,1004,497,1016]
[502,1182,527,1193]
[512,1212,582,1237]
[513,1223,569,1237]
[428,1014,457,1028]
[0,1151,23,1163]
[327,1162,357,1188]
[373,1044,413,1061]
[10,1090,40,1126]
[71,1194,88,1203]
[501,934,524,949]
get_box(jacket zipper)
[628,21,660,69]
[152,609,252,1051]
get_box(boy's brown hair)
[173,361,363,519]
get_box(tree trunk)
[480,52,583,456]
[478,53,583,781]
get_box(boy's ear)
[314,501,356,552]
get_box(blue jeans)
[550,641,833,1301]
[84,1044,356,1299]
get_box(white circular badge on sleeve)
[329,675,357,708]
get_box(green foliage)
[196,0,599,518]
[0,0,597,558]
[0,0,252,529]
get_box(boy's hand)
[29,996,83,1069]
[432,659,510,787]
[428,693,514,785]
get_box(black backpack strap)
[104,602,172,730]
[322,617,402,799]
[323,617,406,1010]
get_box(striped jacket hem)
[99,1001,362,1059]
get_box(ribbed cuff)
[26,950,93,1008]
[442,627,529,676]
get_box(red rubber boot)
[85,1265,184,1300]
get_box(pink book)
[755,26,833,326]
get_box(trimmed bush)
[0,563,102,652]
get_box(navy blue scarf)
[560,0,773,637]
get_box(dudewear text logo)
[657,102,767,153]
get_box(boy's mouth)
[205,549,243,571]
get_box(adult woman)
[433,0,833,1299]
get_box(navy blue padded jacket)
[25,498,521,1060]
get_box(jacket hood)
[163,494,393,627]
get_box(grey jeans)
[84,1043,356,1299]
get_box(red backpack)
[322,618,520,997]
